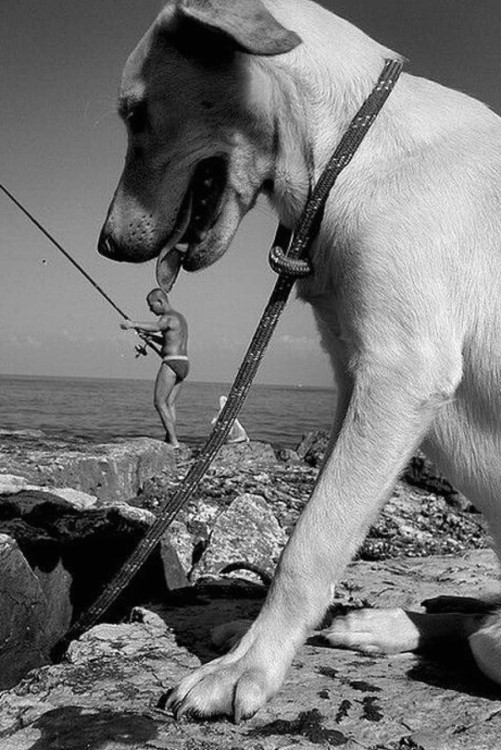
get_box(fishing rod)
[0,182,162,359]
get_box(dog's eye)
[127,103,148,135]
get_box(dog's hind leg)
[322,607,501,687]
[166,344,462,721]
[212,607,490,662]
[320,607,488,655]
[421,395,501,686]
[322,391,501,684]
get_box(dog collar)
[269,58,404,277]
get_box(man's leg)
[167,380,183,433]
[154,364,179,447]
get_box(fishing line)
[0,182,161,357]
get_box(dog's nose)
[98,230,120,260]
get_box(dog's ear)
[175,0,302,56]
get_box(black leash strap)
[56,58,403,652]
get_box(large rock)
[0,485,189,689]
[0,487,188,605]
[0,534,63,690]
[192,493,287,582]
[0,435,187,503]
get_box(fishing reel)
[134,332,162,359]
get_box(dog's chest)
[296,275,347,343]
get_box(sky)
[1,0,501,386]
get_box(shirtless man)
[121,289,189,447]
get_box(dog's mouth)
[156,156,227,292]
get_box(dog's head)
[98,0,302,289]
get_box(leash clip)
[268,245,312,278]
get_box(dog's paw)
[165,659,274,722]
[165,633,289,722]
[211,619,252,652]
[320,607,421,654]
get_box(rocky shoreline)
[0,429,499,749]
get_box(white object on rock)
[211,395,249,444]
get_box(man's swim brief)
[162,355,190,381]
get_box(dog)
[98,0,501,721]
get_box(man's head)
[147,287,170,314]
[97,0,302,290]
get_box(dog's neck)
[258,0,401,229]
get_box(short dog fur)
[99,0,501,721]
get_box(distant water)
[0,374,336,448]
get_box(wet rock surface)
[0,431,499,748]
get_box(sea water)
[0,374,336,448]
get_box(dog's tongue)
[155,245,187,293]
[155,193,192,293]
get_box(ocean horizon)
[0,373,336,449]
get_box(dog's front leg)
[166,351,459,721]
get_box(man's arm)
[120,317,169,333]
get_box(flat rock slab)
[2,550,501,749]
[0,434,187,502]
